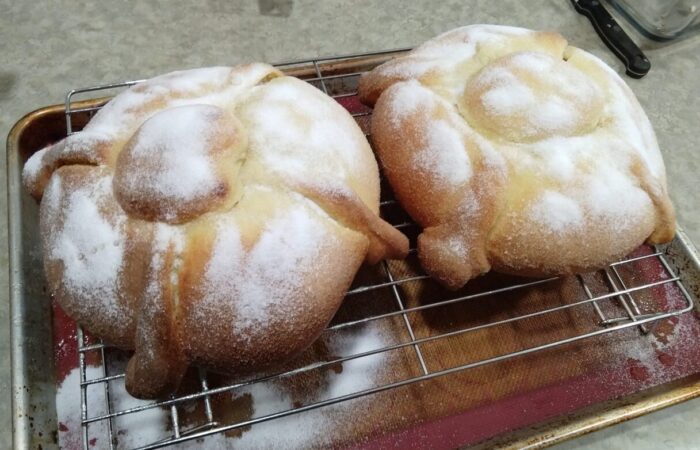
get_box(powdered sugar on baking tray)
[56,365,109,449]
[413,119,472,187]
[107,354,171,448]
[56,360,170,449]
[231,324,391,449]
[49,174,125,316]
[176,323,392,449]
[324,323,389,400]
[53,323,394,449]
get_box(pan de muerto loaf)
[23,64,408,398]
[359,25,675,289]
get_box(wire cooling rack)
[63,50,696,450]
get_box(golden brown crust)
[113,104,248,224]
[25,64,407,398]
[293,180,408,264]
[360,25,676,289]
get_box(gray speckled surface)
[1,0,699,448]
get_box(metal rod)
[169,402,180,439]
[331,91,358,99]
[603,269,648,333]
[198,368,215,425]
[345,274,429,296]
[81,373,124,386]
[64,80,143,134]
[98,345,115,450]
[609,251,663,266]
[598,312,667,325]
[77,327,90,450]
[305,70,365,83]
[609,265,649,333]
[657,252,697,313]
[576,274,608,325]
[272,46,411,67]
[330,277,558,332]
[382,261,429,375]
[79,342,107,353]
[391,221,415,229]
[312,61,328,95]
[83,276,558,389]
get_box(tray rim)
[7,79,700,450]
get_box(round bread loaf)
[359,25,675,289]
[23,64,408,398]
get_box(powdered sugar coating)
[237,77,373,199]
[468,51,603,141]
[22,147,48,184]
[200,191,335,338]
[530,190,583,233]
[375,25,668,237]
[363,25,674,287]
[413,119,472,187]
[118,105,221,205]
[46,174,126,320]
[24,61,407,399]
[378,25,530,82]
[481,81,535,114]
[85,65,269,139]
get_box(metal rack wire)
[63,50,696,450]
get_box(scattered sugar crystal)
[387,80,434,126]
[200,195,329,337]
[22,147,48,183]
[412,119,472,187]
[530,190,583,233]
[50,175,124,318]
[481,81,536,115]
[123,104,221,203]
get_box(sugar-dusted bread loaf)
[359,25,675,289]
[24,64,408,398]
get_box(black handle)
[572,0,650,78]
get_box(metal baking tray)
[8,50,700,450]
